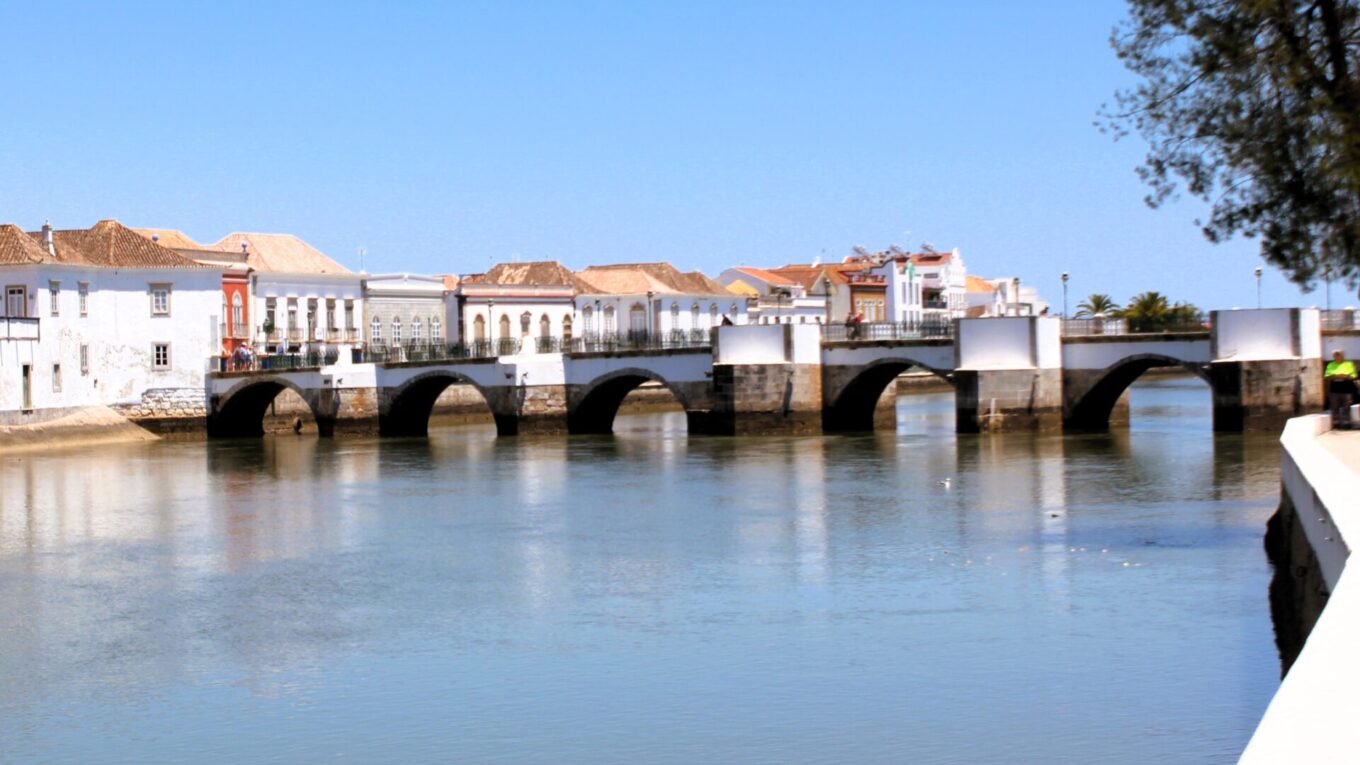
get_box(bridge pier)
[1207,359,1323,432]
[954,317,1064,433]
[707,325,823,436]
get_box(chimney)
[241,242,249,253]
[41,220,54,256]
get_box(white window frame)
[52,363,61,393]
[370,315,382,344]
[49,280,60,317]
[391,317,402,345]
[411,317,422,343]
[80,344,89,375]
[150,284,171,316]
[78,282,89,317]
[152,342,171,370]
[431,317,442,343]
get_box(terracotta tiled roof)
[463,261,577,287]
[132,228,201,249]
[209,232,350,274]
[439,274,459,290]
[910,251,952,266]
[577,262,730,296]
[0,223,57,264]
[966,275,996,294]
[766,265,828,291]
[730,266,798,287]
[725,278,760,296]
[29,220,205,268]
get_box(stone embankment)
[1241,414,1360,763]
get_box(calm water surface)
[0,377,1282,763]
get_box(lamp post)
[594,299,602,339]
[1255,267,1263,309]
[646,290,655,339]
[1325,265,1333,311]
[487,298,495,349]
[1061,272,1069,320]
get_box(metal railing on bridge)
[209,348,341,373]
[567,329,713,353]
[821,320,953,342]
[1322,309,1360,331]
[364,339,520,364]
[1060,317,1207,336]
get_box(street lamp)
[488,298,495,348]
[1325,265,1333,311]
[1255,267,1263,309]
[1061,272,1069,320]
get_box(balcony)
[0,317,39,341]
[287,327,304,342]
[344,327,359,342]
[923,300,949,310]
[325,328,343,343]
[219,322,250,339]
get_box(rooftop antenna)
[357,247,366,272]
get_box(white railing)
[0,317,39,341]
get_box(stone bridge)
[206,308,1327,438]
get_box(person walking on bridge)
[1325,350,1358,429]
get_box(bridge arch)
[568,367,701,435]
[380,370,501,437]
[823,357,955,433]
[1063,353,1214,431]
[209,377,322,438]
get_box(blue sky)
[0,1,1339,310]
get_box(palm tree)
[1118,291,1171,332]
[1074,293,1120,318]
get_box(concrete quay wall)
[1240,415,1360,763]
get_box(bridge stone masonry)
[205,308,1328,439]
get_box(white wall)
[1212,308,1305,361]
[253,272,364,348]
[715,325,787,364]
[0,263,223,414]
[956,317,1034,370]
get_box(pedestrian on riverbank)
[1324,349,1357,428]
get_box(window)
[431,317,442,343]
[603,305,616,333]
[52,364,61,393]
[520,311,531,336]
[710,304,718,326]
[582,305,594,334]
[391,317,402,345]
[411,317,422,343]
[370,315,382,344]
[80,344,89,375]
[152,343,170,370]
[150,284,171,316]
[79,283,89,316]
[473,314,486,342]
[539,313,550,338]
[265,298,277,334]
[499,314,511,339]
[629,303,646,333]
[562,314,573,341]
[344,300,355,330]
[49,281,60,317]
[231,293,243,330]
[670,302,679,329]
[6,286,27,318]
[326,299,336,330]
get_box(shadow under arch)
[823,357,955,433]
[209,378,321,438]
[1064,353,1214,432]
[381,371,499,437]
[568,367,696,435]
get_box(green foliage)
[1103,0,1360,287]
[1116,290,1204,332]
[1074,293,1121,317]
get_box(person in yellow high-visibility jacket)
[1325,350,1358,428]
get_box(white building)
[574,263,747,338]
[909,249,968,320]
[453,262,578,353]
[716,266,826,324]
[0,220,223,423]
[364,273,449,358]
[207,233,363,357]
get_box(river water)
[0,377,1282,764]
